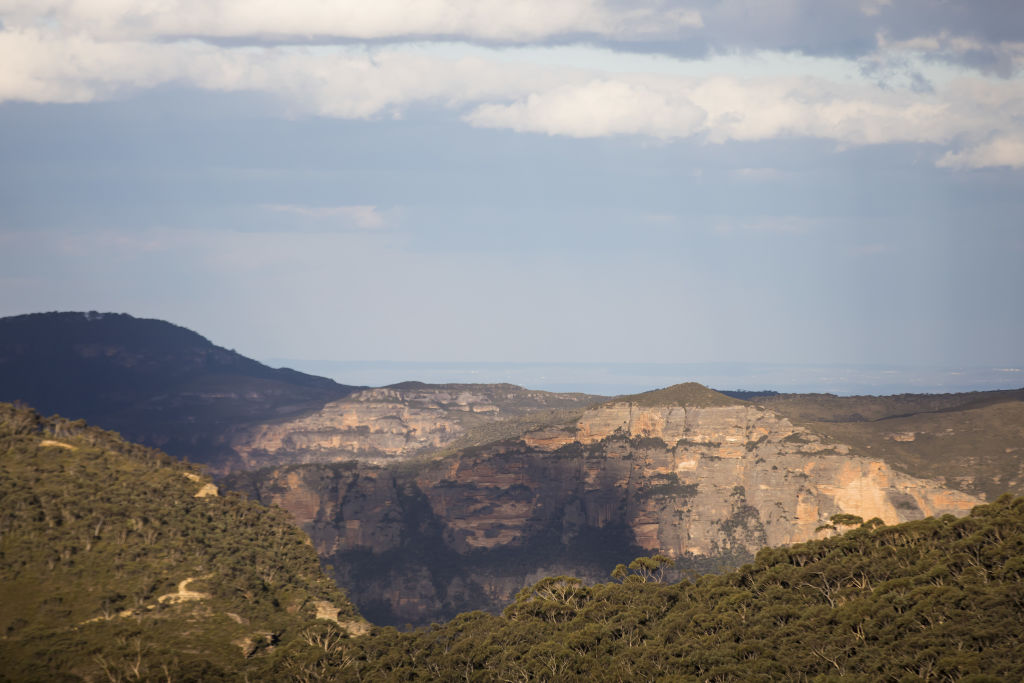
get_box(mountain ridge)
[0,311,364,469]
[4,311,1021,629]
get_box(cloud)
[873,31,1024,78]
[0,28,192,102]
[0,0,702,43]
[0,27,568,111]
[465,79,705,139]
[1,15,1023,169]
[265,204,389,230]
[2,0,1017,78]
[936,135,1024,169]
[467,71,1024,159]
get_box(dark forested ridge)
[0,403,366,681]
[320,496,1024,681]
[0,312,362,468]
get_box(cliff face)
[227,383,603,468]
[230,395,981,627]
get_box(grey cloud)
[548,1,1024,76]
[6,1,1020,65]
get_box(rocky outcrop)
[229,389,981,627]
[228,383,602,468]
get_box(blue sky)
[1,1,1022,389]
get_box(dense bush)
[329,496,1024,681]
[0,403,362,681]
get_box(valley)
[2,312,1022,632]
[227,383,985,625]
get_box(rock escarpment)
[229,385,980,627]
[228,383,603,468]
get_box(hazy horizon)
[267,358,1024,397]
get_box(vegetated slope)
[226,384,979,627]
[614,382,747,408]
[760,389,1024,500]
[0,312,362,469]
[758,389,1024,423]
[0,403,365,681]
[314,496,1024,681]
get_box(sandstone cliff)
[227,384,981,627]
[227,383,603,468]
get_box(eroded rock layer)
[229,394,980,627]
[228,383,602,468]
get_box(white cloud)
[0,0,702,42]
[466,79,705,139]
[1,21,1023,169]
[0,28,569,112]
[467,72,1023,158]
[0,28,193,102]
[936,135,1024,169]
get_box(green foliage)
[829,513,864,527]
[761,389,1024,500]
[614,382,746,408]
[303,496,1024,681]
[0,403,364,680]
[611,554,676,584]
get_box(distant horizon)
[266,358,1024,398]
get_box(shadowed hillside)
[0,312,362,469]
[310,496,1024,681]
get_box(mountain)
[0,312,362,469]
[756,390,1024,500]
[331,495,1024,680]
[4,312,1020,631]
[3,399,1021,680]
[227,384,982,626]
[0,403,367,680]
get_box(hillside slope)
[0,403,366,680]
[336,495,1024,681]
[759,390,1024,499]
[0,312,362,469]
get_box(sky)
[1,1,1022,392]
